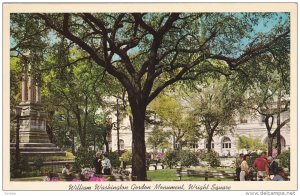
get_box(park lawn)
[147,169,177,181]
[147,168,235,181]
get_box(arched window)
[205,139,214,149]
[119,139,125,150]
[222,137,231,149]
[174,143,180,149]
[263,136,286,148]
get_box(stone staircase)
[10,143,66,156]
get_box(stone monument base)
[10,143,66,157]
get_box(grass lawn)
[147,168,235,181]
[11,168,235,181]
[147,169,177,181]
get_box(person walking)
[253,152,269,181]
[235,153,244,181]
[240,154,251,181]
[93,152,103,175]
[102,153,112,175]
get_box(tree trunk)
[207,135,213,152]
[46,124,54,143]
[267,135,274,156]
[276,88,282,155]
[276,131,281,155]
[130,101,147,181]
[75,107,86,147]
[116,99,120,154]
[103,128,109,153]
[104,141,109,153]
[72,129,75,154]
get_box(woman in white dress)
[240,154,251,181]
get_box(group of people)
[61,152,112,180]
[235,147,287,181]
[93,152,112,175]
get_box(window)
[175,143,180,149]
[119,139,125,150]
[205,139,214,149]
[240,118,247,123]
[222,137,231,149]
[261,115,266,123]
[190,143,198,149]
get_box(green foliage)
[108,152,121,168]
[277,150,290,171]
[147,126,170,150]
[161,150,180,169]
[179,150,199,168]
[149,94,199,145]
[120,151,132,165]
[248,152,259,168]
[188,76,240,143]
[10,152,30,178]
[73,148,95,172]
[199,151,221,168]
[10,57,22,108]
[237,136,267,151]
[33,157,44,172]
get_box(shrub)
[277,150,290,171]
[161,150,180,169]
[73,148,95,172]
[10,152,30,178]
[120,150,132,165]
[33,157,44,174]
[179,150,199,167]
[108,151,121,168]
[237,136,267,152]
[199,150,221,168]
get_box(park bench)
[176,168,236,181]
[146,163,165,170]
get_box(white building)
[108,110,290,156]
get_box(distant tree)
[147,126,170,151]
[187,76,241,152]
[149,93,199,150]
[237,135,267,152]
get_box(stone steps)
[19,131,48,136]
[11,143,56,147]
[10,150,66,156]
[11,142,66,156]
[10,147,62,152]
[20,151,66,156]
[20,139,51,143]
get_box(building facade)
[109,110,290,156]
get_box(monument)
[10,63,65,157]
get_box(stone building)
[108,109,290,156]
